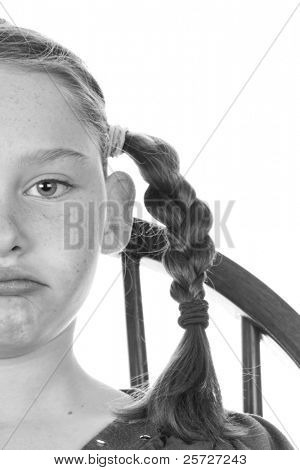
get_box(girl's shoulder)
[222,410,294,450]
[82,409,294,450]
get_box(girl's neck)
[0,320,92,423]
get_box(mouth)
[0,279,46,296]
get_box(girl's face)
[0,65,107,357]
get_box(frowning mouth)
[0,280,45,296]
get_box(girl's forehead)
[0,65,99,163]
[0,64,64,108]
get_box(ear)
[101,171,136,255]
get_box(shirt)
[81,410,294,450]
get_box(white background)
[1,0,299,448]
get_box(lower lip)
[0,280,44,296]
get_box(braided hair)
[111,132,248,445]
[0,20,248,446]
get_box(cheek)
[60,249,95,283]
[40,205,101,279]
[29,199,104,252]
[24,203,101,308]
[43,240,99,309]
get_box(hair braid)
[111,131,248,445]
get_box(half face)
[0,64,107,357]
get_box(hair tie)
[178,299,209,330]
[107,124,128,158]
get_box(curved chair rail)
[120,218,300,414]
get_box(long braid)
[111,131,248,445]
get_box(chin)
[0,341,41,358]
[0,321,44,358]
[0,296,43,351]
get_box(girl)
[0,18,293,450]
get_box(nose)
[0,214,22,259]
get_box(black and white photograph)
[0,0,299,465]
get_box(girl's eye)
[25,179,73,199]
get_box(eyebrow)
[17,148,91,167]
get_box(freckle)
[67,411,73,415]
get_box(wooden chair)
[119,218,300,416]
